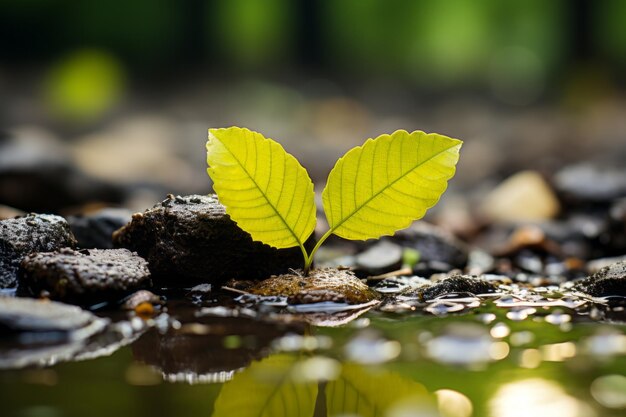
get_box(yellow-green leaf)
[207,127,316,250]
[322,130,462,240]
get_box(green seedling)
[207,127,462,275]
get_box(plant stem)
[299,243,311,274]
[303,229,334,275]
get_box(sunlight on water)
[435,389,473,417]
[489,379,596,417]
[590,375,626,409]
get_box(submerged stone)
[247,268,378,305]
[19,248,151,304]
[113,194,314,286]
[574,261,626,297]
[421,275,497,301]
[0,214,77,289]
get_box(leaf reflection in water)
[212,354,438,417]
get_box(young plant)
[206,127,462,275]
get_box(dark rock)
[19,248,151,304]
[67,208,132,249]
[390,221,469,269]
[0,296,106,334]
[248,268,378,305]
[413,260,457,277]
[113,194,315,287]
[355,241,403,275]
[0,134,125,213]
[0,214,77,288]
[606,198,626,255]
[554,164,626,203]
[573,261,626,297]
[421,275,497,301]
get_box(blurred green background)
[1,0,625,211]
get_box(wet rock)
[554,164,626,203]
[588,256,626,275]
[0,309,145,370]
[120,290,163,311]
[0,214,77,288]
[574,261,626,297]
[390,221,469,269]
[248,268,378,305]
[187,283,212,296]
[480,170,560,222]
[355,241,403,275]
[0,132,125,213]
[67,208,132,249]
[113,194,315,286]
[0,296,106,334]
[19,248,151,304]
[421,275,497,301]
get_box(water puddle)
[1,282,626,417]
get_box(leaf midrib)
[327,141,460,234]
[215,135,303,247]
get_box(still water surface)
[1,296,625,417]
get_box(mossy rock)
[248,268,378,305]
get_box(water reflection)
[590,375,626,409]
[2,296,626,417]
[425,324,496,367]
[132,316,303,384]
[212,353,438,417]
[0,317,146,370]
[435,389,473,417]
